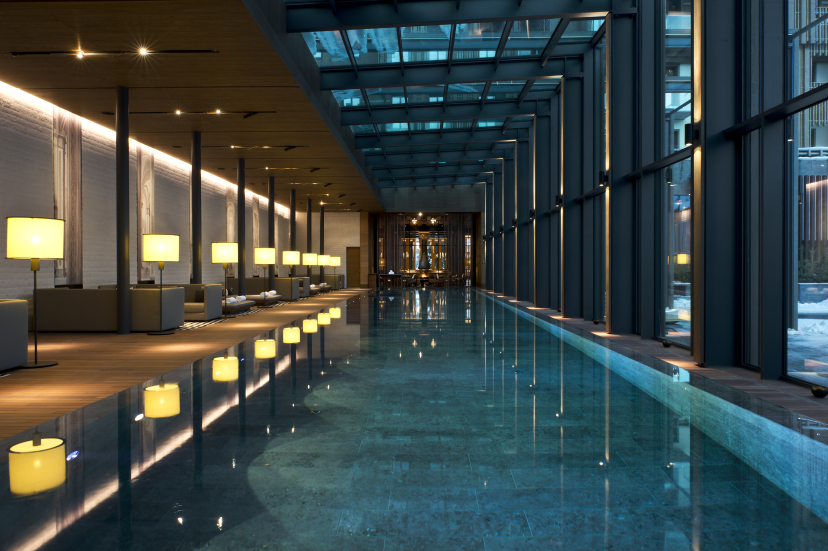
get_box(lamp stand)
[149,261,175,335]
[222,263,235,319]
[22,258,58,368]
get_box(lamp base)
[21,361,58,369]
[148,330,176,336]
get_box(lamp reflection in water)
[8,433,66,496]
[329,307,341,319]
[143,380,181,418]
[283,326,300,344]
[303,318,318,333]
[212,353,239,382]
[318,312,330,326]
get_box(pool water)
[2,288,828,550]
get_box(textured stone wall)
[0,82,287,307]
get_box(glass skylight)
[452,22,506,61]
[503,19,561,58]
[409,121,443,132]
[446,82,485,103]
[477,118,506,128]
[350,124,376,135]
[560,19,604,44]
[486,81,526,101]
[401,25,450,63]
[332,89,364,108]
[442,120,474,130]
[303,31,355,68]
[364,87,406,107]
[406,85,445,104]
[346,27,400,66]
[377,122,409,133]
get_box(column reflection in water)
[192,359,203,489]
[237,345,246,438]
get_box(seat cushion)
[185,302,205,313]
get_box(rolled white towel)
[260,292,268,297]
[224,297,237,304]
[237,295,246,301]
[268,290,277,296]
[310,284,318,289]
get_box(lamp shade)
[212,356,239,382]
[144,383,180,418]
[378,258,386,268]
[303,319,318,333]
[283,327,300,344]
[329,256,341,267]
[282,251,300,265]
[212,242,238,264]
[254,339,276,359]
[142,234,179,263]
[8,438,66,496]
[302,253,318,266]
[317,255,331,266]
[329,307,341,319]
[676,253,690,265]
[254,248,276,265]
[318,312,330,325]
[6,217,64,260]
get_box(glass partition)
[662,0,693,157]
[659,158,693,347]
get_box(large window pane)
[788,0,828,102]
[453,22,505,61]
[401,25,450,63]
[502,19,560,58]
[788,99,828,381]
[663,0,692,157]
[659,158,692,348]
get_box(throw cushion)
[194,287,205,302]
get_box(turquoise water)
[2,288,828,550]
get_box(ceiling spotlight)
[138,47,148,56]
[215,109,221,114]
[230,145,235,149]
[175,110,182,115]
[76,50,84,59]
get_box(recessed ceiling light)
[175,110,182,115]
[76,50,84,59]
[216,109,221,114]
[138,47,148,56]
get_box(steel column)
[582,52,596,319]
[517,126,535,302]
[115,86,130,334]
[486,176,494,291]
[290,189,297,277]
[550,93,562,310]
[638,0,656,338]
[493,163,504,293]
[759,0,786,379]
[607,2,637,334]
[320,205,325,280]
[307,199,313,278]
[191,131,202,284]
[268,176,276,291]
[503,147,517,297]
[237,158,246,297]
[562,74,584,319]
[535,100,553,308]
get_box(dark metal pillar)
[290,189,297,277]
[535,100,552,308]
[550,93,562,311]
[517,126,534,303]
[582,53,596,319]
[503,147,517,297]
[493,163,504,294]
[320,205,325,280]
[607,2,637,334]
[562,72,584,319]
[237,158,246,297]
[115,86,130,334]
[485,173,494,291]
[306,199,313,278]
[760,0,786,379]
[191,131,202,284]
[638,1,656,338]
[268,176,276,290]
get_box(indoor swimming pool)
[2,288,828,550]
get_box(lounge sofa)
[135,284,222,322]
[273,278,301,301]
[222,296,256,315]
[0,299,28,371]
[38,288,184,332]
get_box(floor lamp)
[212,242,238,318]
[254,247,276,305]
[7,217,64,368]
[143,234,179,335]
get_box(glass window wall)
[659,158,693,348]
[663,0,693,157]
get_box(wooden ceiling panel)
[0,0,381,212]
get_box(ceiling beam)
[341,100,543,125]
[540,18,570,67]
[355,128,519,148]
[286,0,611,32]
[364,149,508,166]
[373,166,491,178]
[320,53,580,89]
[376,175,488,187]
[492,21,514,70]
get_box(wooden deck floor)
[0,289,366,439]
